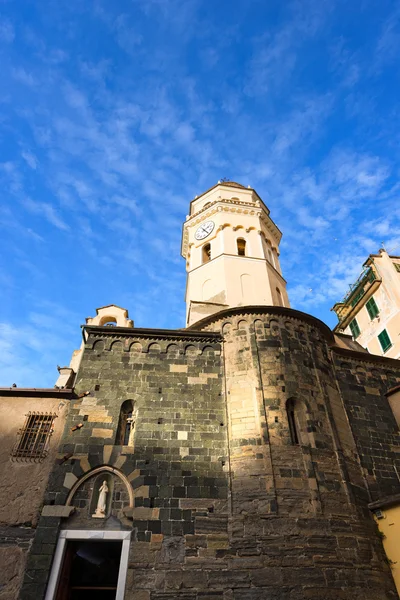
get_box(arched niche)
[110,340,123,351]
[185,345,198,356]
[147,342,161,353]
[92,339,105,352]
[129,341,142,353]
[202,279,213,301]
[222,322,232,335]
[66,466,134,508]
[254,319,265,338]
[116,400,136,446]
[237,319,248,331]
[166,343,180,357]
[202,345,215,356]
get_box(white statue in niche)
[92,480,109,518]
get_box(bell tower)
[181,181,290,327]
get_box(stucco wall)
[0,394,69,600]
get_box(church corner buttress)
[3,182,400,600]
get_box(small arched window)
[286,399,299,445]
[276,288,284,307]
[116,400,135,446]
[237,238,246,256]
[202,243,211,263]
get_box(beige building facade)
[332,249,400,359]
[182,181,290,326]
[0,388,72,600]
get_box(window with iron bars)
[11,412,57,461]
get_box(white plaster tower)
[181,181,290,327]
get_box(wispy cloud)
[0,0,400,384]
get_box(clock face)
[194,221,215,241]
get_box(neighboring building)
[2,182,400,600]
[332,249,400,359]
[0,388,73,600]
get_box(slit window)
[286,400,299,445]
[202,243,211,263]
[349,318,361,339]
[366,297,379,320]
[11,412,56,460]
[378,329,392,353]
[237,238,246,256]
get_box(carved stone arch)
[371,368,381,378]
[66,465,134,508]
[166,343,180,357]
[185,344,198,356]
[147,342,162,353]
[237,319,248,331]
[110,340,124,351]
[92,339,105,352]
[269,319,280,334]
[129,341,143,353]
[340,362,351,369]
[284,320,294,333]
[202,345,215,356]
[230,196,240,201]
[222,322,232,335]
[254,319,265,338]
[356,365,366,374]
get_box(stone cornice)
[83,325,222,343]
[0,388,75,398]
[331,346,400,369]
[188,305,336,341]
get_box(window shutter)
[378,329,391,352]
[366,297,379,319]
[349,319,361,338]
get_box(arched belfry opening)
[116,400,136,446]
[237,238,246,256]
[202,243,211,263]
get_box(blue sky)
[1,0,400,386]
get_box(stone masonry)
[19,307,400,600]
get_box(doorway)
[55,541,121,600]
[45,531,130,600]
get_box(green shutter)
[378,329,391,352]
[349,319,361,338]
[366,297,379,319]
[394,263,400,273]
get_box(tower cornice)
[181,198,281,258]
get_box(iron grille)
[11,412,57,461]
